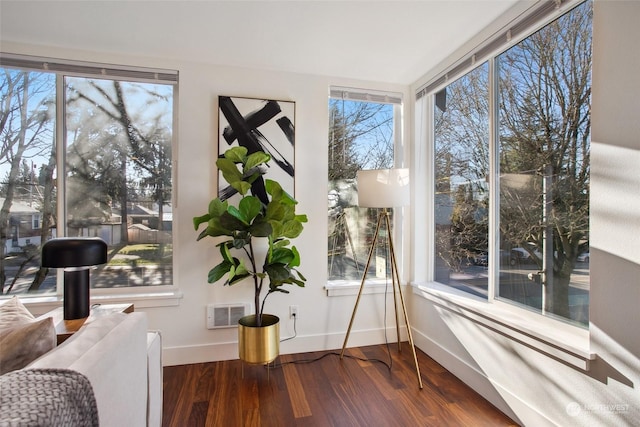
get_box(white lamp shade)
[356,168,410,208]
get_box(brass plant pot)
[238,314,280,365]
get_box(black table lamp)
[42,238,108,320]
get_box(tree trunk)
[547,273,570,319]
[29,142,57,292]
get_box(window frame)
[326,86,407,296]
[0,54,182,309]
[411,0,593,367]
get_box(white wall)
[0,40,412,365]
[407,1,640,426]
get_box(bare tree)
[66,79,173,251]
[328,99,393,181]
[499,1,591,317]
[434,64,490,273]
[0,70,55,293]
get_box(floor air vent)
[206,303,248,329]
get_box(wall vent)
[206,303,248,329]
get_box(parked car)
[577,252,590,262]
[507,246,542,266]
[472,252,488,267]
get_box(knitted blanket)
[0,368,98,427]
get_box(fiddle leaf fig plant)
[193,146,307,326]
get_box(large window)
[0,56,176,297]
[327,88,402,285]
[434,63,490,297]
[426,1,591,326]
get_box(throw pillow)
[0,296,35,330]
[0,317,56,375]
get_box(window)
[0,55,177,297]
[434,63,490,298]
[327,87,403,286]
[423,0,591,326]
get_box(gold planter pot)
[238,314,280,365]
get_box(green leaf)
[202,217,233,238]
[232,237,249,249]
[266,179,296,205]
[227,260,250,285]
[281,220,304,239]
[219,243,233,263]
[245,152,271,172]
[228,269,250,285]
[269,221,283,239]
[265,179,284,202]
[249,219,272,237]
[234,181,252,195]
[208,198,228,217]
[208,261,232,283]
[193,213,211,230]
[294,269,307,282]
[220,211,249,231]
[290,246,301,267]
[217,157,243,186]
[227,205,247,225]
[242,168,262,185]
[271,240,290,251]
[265,201,286,222]
[224,146,248,163]
[238,196,262,223]
[290,277,305,287]
[265,263,290,282]
[235,260,249,277]
[269,247,293,264]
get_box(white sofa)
[25,312,162,427]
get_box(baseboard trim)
[163,325,407,366]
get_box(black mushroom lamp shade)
[42,238,108,320]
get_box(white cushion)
[0,296,35,330]
[28,312,149,427]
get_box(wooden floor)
[162,343,519,426]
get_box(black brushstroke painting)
[218,96,295,200]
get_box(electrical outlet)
[289,305,298,319]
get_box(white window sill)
[411,281,596,371]
[18,287,183,316]
[325,279,400,296]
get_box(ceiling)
[0,1,521,85]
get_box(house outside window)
[425,0,591,326]
[32,214,41,230]
[0,55,177,296]
[327,87,403,287]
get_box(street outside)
[2,253,172,296]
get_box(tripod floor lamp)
[340,168,423,389]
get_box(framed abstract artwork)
[218,96,295,199]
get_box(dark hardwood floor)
[163,343,519,426]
